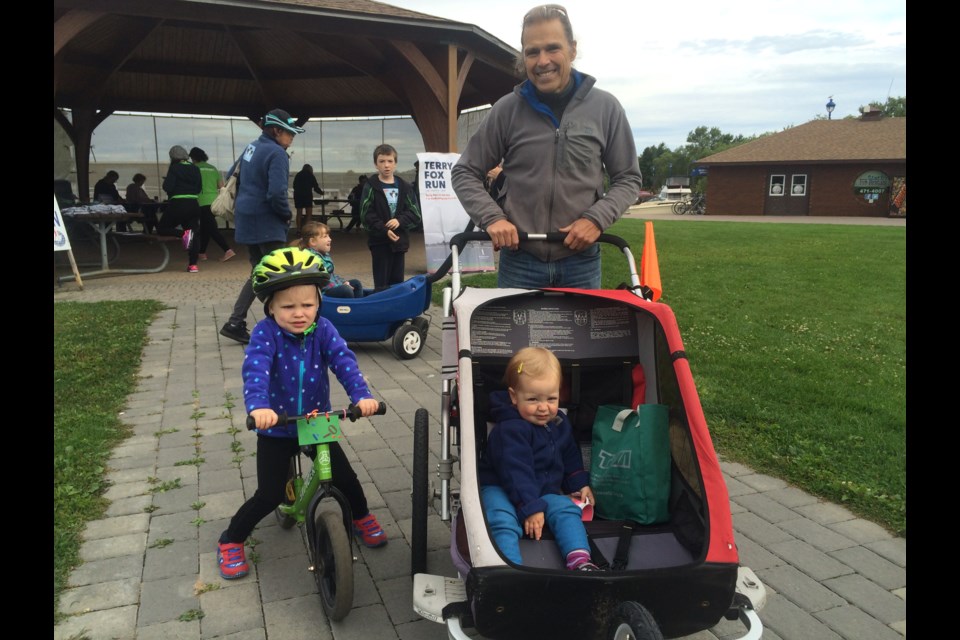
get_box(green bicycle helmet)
[251,247,330,302]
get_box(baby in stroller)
[478,347,599,571]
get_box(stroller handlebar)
[427,231,632,283]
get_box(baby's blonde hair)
[503,347,562,389]
[297,222,330,249]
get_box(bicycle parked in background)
[673,193,706,215]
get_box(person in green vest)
[190,147,237,262]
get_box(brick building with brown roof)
[695,108,906,217]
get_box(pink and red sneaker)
[352,513,388,548]
[217,541,249,579]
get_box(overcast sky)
[394,0,906,151]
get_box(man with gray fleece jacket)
[451,4,642,289]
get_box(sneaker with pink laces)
[182,229,194,250]
[198,253,208,261]
[217,541,249,579]
[352,513,388,548]
[188,265,199,273]
[221,248,237,262]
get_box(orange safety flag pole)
[639,220,662,301]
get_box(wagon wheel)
[411,408,430,575]
[606,601,664,640]
[411,316,430,337]
[392,322,425,360]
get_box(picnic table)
[57,210,176,282]
[313,198,354,229]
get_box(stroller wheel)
[411,408,430,575]
[607,601,663,640]
[393,322,425,359]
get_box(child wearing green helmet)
[216,247,388,580]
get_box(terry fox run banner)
[417,152,494,274]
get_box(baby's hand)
[579,486,595,507]
[250,408,278,430]
[524,512,545,540]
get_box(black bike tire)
[314,509,354,621]
[411,408,430,576]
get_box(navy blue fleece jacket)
[478,390,590,520]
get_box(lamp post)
[826,97,836,120]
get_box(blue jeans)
[497,245,601,289]
[480,485,588,565]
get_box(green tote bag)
[590,403,671,524]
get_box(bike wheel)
[671,202,686,215]
[313,509,355,621]
[275,456,297,530]
[411,408,430,576]
[606,601,664,640]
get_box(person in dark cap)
[158,144,203,272]
[220,108,305,344]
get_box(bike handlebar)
[246,402,388,431]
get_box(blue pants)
[497,244,601,289]
[480,485,588,565]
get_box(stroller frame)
[411,233,766,640]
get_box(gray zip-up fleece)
[451,71,642,262]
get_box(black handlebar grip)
[346,401,388,421]
[246,412,290,430]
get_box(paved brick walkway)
[54,220,905,640]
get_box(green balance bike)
[246,402,387,621]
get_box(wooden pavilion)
[54,0,521,200]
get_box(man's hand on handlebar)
[485,219,519,251]
[558,217,602,252]
[354,398,381,417]
[250,408,279,430]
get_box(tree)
[683,126,749,159]
[637,127,757,192]
[864,96,906,117]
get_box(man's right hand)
[486,219,519,250]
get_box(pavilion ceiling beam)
[456,51,475,106]
[387,39,447,109]
[75,18,163,106]
[54,9,105,57]
[226,24,272,109]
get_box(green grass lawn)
[433,219,906,536]
[53,300,166,621]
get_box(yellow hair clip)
[517,362,523,374]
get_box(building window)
[769,175,785,196]
[791,175,807,196]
